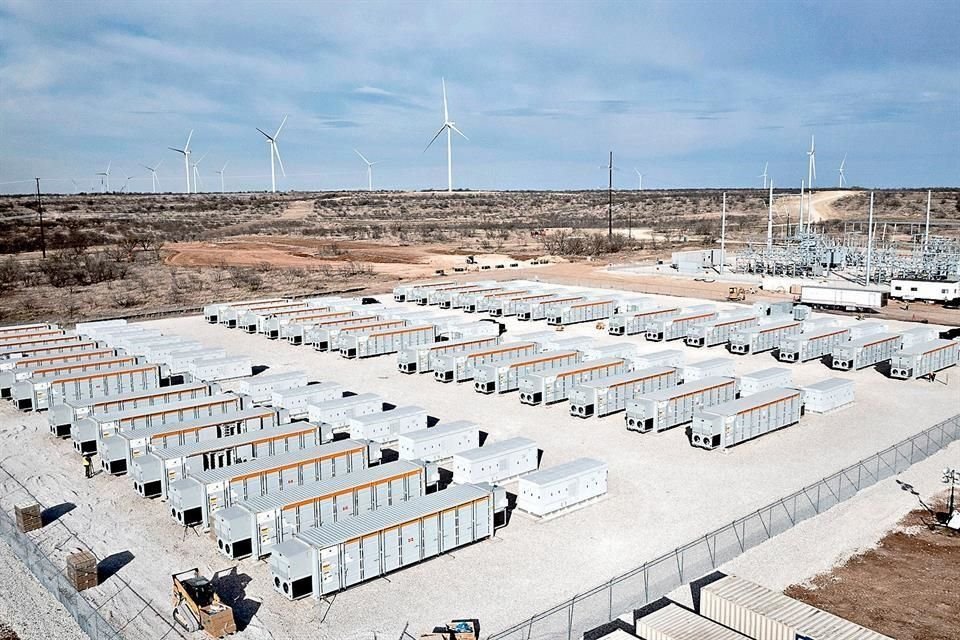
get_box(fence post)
[568,599,574,640]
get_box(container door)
[355,484,373,513]
[375,480,389,507]
[382,527,400,572]
[400,521,421,565]
[319,546,341,595]
[457,504,475,543]
[263,470,281,494]
[280,508,298,539]
[422,513,440,558]
[474,500,490,538]
[360,534,381,580]
[389,476,405,502]
[318,496,335,526]
[441,509,458,551]
[341,540,362,588]
[279,465,298,488]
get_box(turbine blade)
[196,152,207,164]
[442,77,449,123]
[185,129,193,151]
[256,127,273,140]
[141,164,152,171]
[222,161,228,171]
[449,124,469,141]
[274,115,288,139]
[155,159,163,170]
[354,149,370,164]
[424,126,446,152]
[169,147,185,154]
[274,143,286,176]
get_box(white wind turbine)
[191,153,207,193]
[216,162,228,194]
[759,162,768,189]
[354,149,380,191]
[807,135,816,189]
[257,116,287,193]
[96,162,112,192]
[634,168,643,191]
[141,159,163,194]
[169,130,194,194]
[424,78,468,193]
[838,154,847,188]
[120,174,136,193]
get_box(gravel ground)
[0,283,957,639]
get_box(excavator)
[172,568,237,638]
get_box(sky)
[0,0,957,194]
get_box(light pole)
[943,467,959,516]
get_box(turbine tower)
[838,154,847,188]
[425,78,468,193]
[96,162,111,192]
[216,162,228,194]
[807,135,816,190]
[141,159,163,194]
[257,115,287,193]
[354,149,380,191]
[168,130,194,194]
[759,162,768,189]
[191,153,207,193]
[634,168,643,191]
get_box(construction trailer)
[348,405,428,444]
[777,326,851,363]
[517,295,586,321]
[634,602,752,640]
[0,349,121,396]
[228,371,308,404]
[546,298,619,326]
[215,460,429,560]
[0,328,66,348]
[630,349,685,369]
[580,342,639,361]
[800,284,887,311]
[830,332,903,371]
[166,348,226,375]
[269,483,502,600]
[728,319,802,355]
[899,327,939,349]
[738,367,793,396]
[492,291,563,317]
[99,407,289,476]
[516,458,608,517]
[889,339,960,379]
[847,321,889,341]
[890,279,960,303]
[0,339,101,363]
[12,363,165,412]
[220,300,297,329]
[518,357,626,405]
[131,421,324,499]
[280,311,362,344]
[690,387,804,450]
[307,393,383,430]
[700,574,894,640]
[625,376,739,433]
[685,312,760,348]
[801,378,855,413]
[433,341,540,383]
[645,306,718,342]
[439,286,502,309]
[340,324,436,359]
[312,318,407,352]
[168,440,377,530]
[186,356,252,382]
[473,349,582,394]
[452,437,538,484]
[270,382,343,419]
[681,357,736,382]
[568,366,680,418]
[266,309,356,340]
[397,335,500,374]
[397,421,480,463]
[608,306,682,336]
[48,381,215,438]
[203,298,286,324]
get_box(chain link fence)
[488,413,960,640]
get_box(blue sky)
[0,0,957,193]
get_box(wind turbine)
[759,162,768,189]
[141,159,163,194]
[838,154,847,188]
[807,135,816,189]
[169,130,194,194]
[191,153,207,193]
[634,168,643,191]
[120,174,136,193]
[216,162,228,194]
[424,78,468,193]
[354,149,380,191]
[257,116,287,193]
[96,162,112,192]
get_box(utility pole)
[924,189,931,252]
[766,180,774,251]
[35,178,46,259]
[798,179,805,235]
[720,192,727,275]
[866,191,875,285]
[607,151,613,239]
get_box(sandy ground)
[0,281,957,639]
[775,189,852,224]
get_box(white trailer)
[777,326,850,363]
[271,382,343,419]
[546,298,619,326]
[630,349,685,369]
[473,349,582,394]
[307,393,383,430]
[635,602,752,640]
[517,458,608,517]
[728,319,802,354]
[397,335,500,374]
[167,347,226,374]
[690,387,803,450]
[348,405,428,443]
[738,367,792,396]
[519,357,627,405]
[685,312,759,348]
[186,355,252,382]
[517,295,586,321]
[890,279,960,303]
[569,366,679,418]
[311,318,406,352]
[625,376,739,433]
[829,332,903,371]
[340,324,437,359]
[214,460,427,560]
[890,339,960,379]
[681,357,736,382]
[397,420,480,463]
[228,370,308,404]
[433,341,540,383]
[801,378,855,413]
[168,440,375,530]
[800,284,886,310]
[608,306,682,336]
[12,363,164,412]
[645,306,718,342]
[452,437,538,484]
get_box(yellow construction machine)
[727,287,747,302]
[172,568,237,638]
